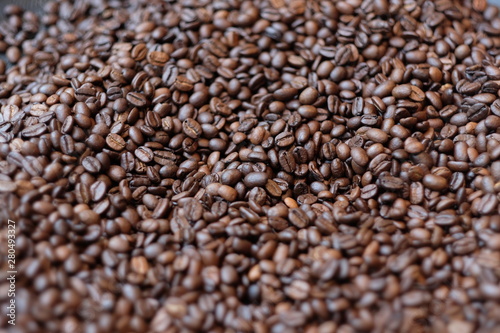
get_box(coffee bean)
[478,193,498,215]
[374,80,396,98]
[265,179,282,197]
[184,198,203,221]
[126,92,147,107]
[435,212,459,226]
[243,172,268,188]
[278,151,296,173]
[280,311,307,327]
[174,76,194,92]
[351,147,369,167]
[90,180,107,202]
[221,169,242,185]
[182,118,202,139]
[288,208,310,228]
[273,88,298,101]
[82,156,102,173]
[131,43,147,61]
[147,51,169,66]
[409,86,425,102]
[423,174,448,191]
[60,134,76,155]
[360,184,378,199]
[75,85,96,101]
[299,87,319,104]
[106,133,126,151]
[297,105,318,119]
[0,180,17,192]
[275,132,295,147]
[218,185,238,201]
[285,279,311,300]
[108,235,130,252]
[378,174,404,190]
[404,137,424,154]
[366,128,388,143]
[21,123,47,138]
[135,146,154,163]
[452,237,477,255]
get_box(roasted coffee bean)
[21,123,47,138]
[423,174,448,191]
[81,156,102,173]
[3,1,500,331]
[106,133,126,152]
[182,118,202,139]
[243,172,268,188]
[279,151,296,173]
[299,87,319,105]
[288,208,310,228]
[184,198,203,221]
[265,179,283,197]
[90,180,107,202]
[60,134,75,155]
[409,86,425,102]
[126,92,147,107]
[378,174,404,190]
[0,179,17,192]
[147,51,169,66]
[131,43,147,61]
[217,185,238,201]
[392,84,412,98]
[135,146,154,163]
[153,150,176,165]
[351,147,369,167]
[297,105,318,119]
[174,76,194,92]
[275,132,295,147]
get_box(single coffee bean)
[350,147,369,167]
[366,128,389,143]
[217,185,238,201]
[423,174,448,191]
[135,146,154,163]
[81,156,102,173]
[126,92,147,107]
[108,235,130,252]
[299,87,319,104]
[147,51,169,66]
[374,80,396,98]
[265,179,282,197]
[392,84,413,99]
[288,208,310,228]
[275,132,295,147]
[21,123,47,138]
[184,198,203,221]
[106,133,126,151]
[174,76,194,92]
[243,172,268,188]
[409,86,425,102]
[297,105,318,119]
[0,180,17,192]
[182,118,202,139]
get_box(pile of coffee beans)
[2,0,500,331]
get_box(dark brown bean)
[81,156,102,173]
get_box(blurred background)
[1,0,500,15]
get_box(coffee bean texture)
[1,0,500,332]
